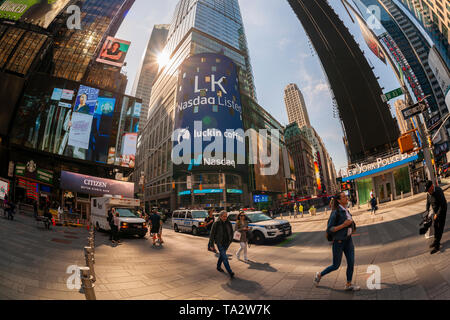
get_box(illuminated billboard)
[96,36,131,68]
[173,53,245,173]
[10,73,141,168]
[0,0,70,29]
[0,178,9,200]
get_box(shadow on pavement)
[222,277,263,296]
[244,260,277,272]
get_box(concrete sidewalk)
[279,183,450,225]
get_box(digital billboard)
[0,0,71,29]
[0,178,9,200]
[96,36,131,68]
[173,53,245,173]
[10,73,141,168]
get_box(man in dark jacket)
[209,211,234,278]
[107,209,115,242]
[425,181,447,254]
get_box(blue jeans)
[321,237,355,282]
[217,244,233,274]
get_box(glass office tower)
[139,0,261,210]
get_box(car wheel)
[192,226,199,236]
[253,231,265,245]
[174,224,179,232]
[138,234,146,239]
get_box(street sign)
[402,102,424,120]
[382,88,404,102]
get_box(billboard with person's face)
[96,36,131,68]
[10,73,141,168]
[0,0,70,29]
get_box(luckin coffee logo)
[83,179,107,188]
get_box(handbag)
[233,231,242,241]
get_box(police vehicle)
[172,209,209,236]
[228,211,292,244]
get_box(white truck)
[91,196,147,238]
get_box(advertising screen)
[0,179,9,200]
[96,36,131,68]
[10,73,141,168]
[173,53,245,174]
[0,0,70,29]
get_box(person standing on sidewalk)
[112,211,121,245]
[299,203,304,218]
[209,211,234,279]
[293,203,298,219]
[314,192,360,291]
[235,212,251,262]
[107,208,115,243]
[205,209,217,253]
[149,209,163,246]
[425,181,447,254]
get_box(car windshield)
[192,210,208,218]
[246,213,272,223]
[115,208,139,218]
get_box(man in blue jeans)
[314,192,360,291]
[209,211,234,279]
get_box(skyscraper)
[132,24,170,127]
[138,0,284,210]
[284,83,311,128]
[396,0,449,68]
[287,0,400,165]
[354,0,447,123]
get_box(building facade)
[397,0,449,68]
[284,123,316,197]
[132,24,170,128]
[0,0,139,222]
[138,0,288,211]
[356,0,448,128]
[284,83,311,128]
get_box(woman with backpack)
[314,192,360,291]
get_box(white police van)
[172,209,209,236]
[228,211,292,244]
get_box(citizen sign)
[83,179,107,188]
[341,153,416,178]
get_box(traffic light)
[398,134,414,153]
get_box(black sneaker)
[431,245,440,254]
[217,267,225,273]
[230,272,235,279]
[430,243,437,248]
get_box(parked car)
[171,209,209,235]
[227,211,292,245]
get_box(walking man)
[293,203,298,219]
[425,181,447,254]
[149,209,163,246]
[299,203,304,218]
[209,211,234,279]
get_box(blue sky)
[116,0,403,172]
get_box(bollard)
[84,247,96,282]
[79,267,96,300]
[401,191,403,199]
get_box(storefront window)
[357,178,373,205]
[394,167,411,195]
